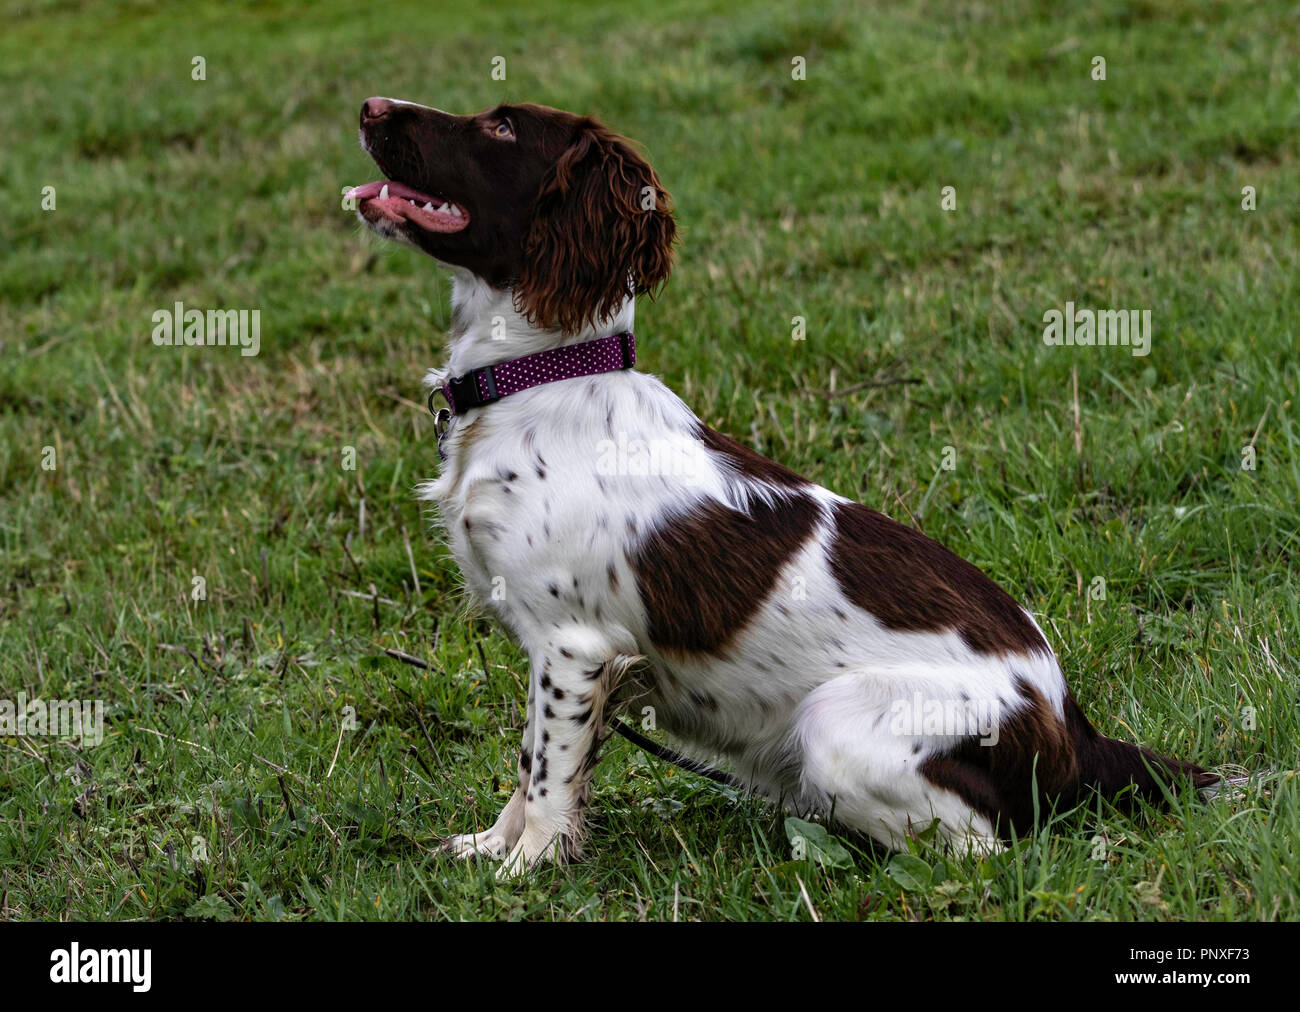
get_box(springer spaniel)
[349,98,1217,875]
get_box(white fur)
[417,276,1068,869]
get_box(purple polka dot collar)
[434,332,635,417]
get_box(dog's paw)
[495,830,567,880]
[443,831,510,860]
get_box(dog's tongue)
[346,180,436,203]
[346,180,469,233]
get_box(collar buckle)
[444,365,500,414]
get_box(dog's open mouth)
[347,180,470,234]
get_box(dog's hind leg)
[790,671,1004,857]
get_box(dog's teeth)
[449,205,462,217]
[422,202,434,211]
[408,198,416,206]
[379,184,389,200]
[435,203,450,214]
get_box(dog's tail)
[1063,695,1220,804]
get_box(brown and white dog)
[350,97,1216,874]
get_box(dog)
[349,97,1218,874]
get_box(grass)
[1,0,1298,921]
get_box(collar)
[430,332,635,418]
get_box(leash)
[381,659,738,788]
[610,720,739,787]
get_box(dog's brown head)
[352,98,676,334]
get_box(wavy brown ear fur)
[515,120,676,334]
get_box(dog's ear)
[515,122,676,334]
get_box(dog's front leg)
[498,626,620,878]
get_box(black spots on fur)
[536,464,547,480]
[542,730,550,744]
[625,515,638,536]
[544,703,556,719]
[912,743,922,755]
[608,562,620,592]
[833,607,848,621]
[552,686,566,701]
[571,706,593,724]
[540,672,552,691]
[583,666,603,680]
[548,583,559,597]
[463,517,472,531]
[559,647,573,659]
[539,787,548,797]
[519,750,533,772]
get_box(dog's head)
[351,98,676,334]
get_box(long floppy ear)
[515,121,677,334]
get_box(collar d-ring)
[428,388,452,455]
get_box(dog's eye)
[493,120,514,140]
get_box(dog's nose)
[361,97,394,123]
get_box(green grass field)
[2,0,1298,921]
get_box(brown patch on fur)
[827,501,1046,656]
[921,678,1214,839]
[920,678,1075,836]
[695,423,811,489]
[513,121,676,334]
[631,493,820,654]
